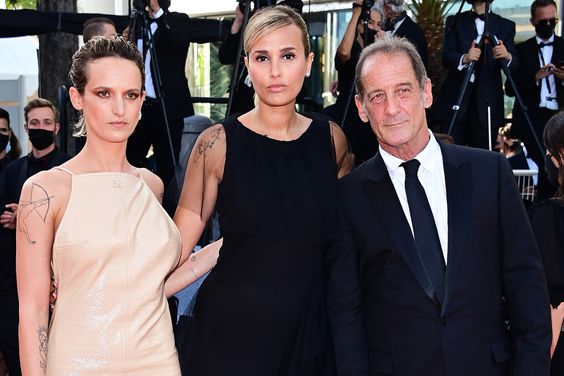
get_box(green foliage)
[7,0,37,9]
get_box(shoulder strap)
[53,166,74,176]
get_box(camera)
[132,0,148,11]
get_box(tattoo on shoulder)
[194,127,224,164]
[19,183,54,245]
[38,324,48,373]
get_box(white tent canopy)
[0,36,39,155]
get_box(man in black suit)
[436,0,516,149]
[0,98,69,376]
[328,37,551,375]
[126,0,194,196]
[382,0,428,68]
[506,0,563,200]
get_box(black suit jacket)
[506,35,564,121]
[329,141,550,375]
[394,15,428,68]
[150,11,195,119]
[437,11,517,131]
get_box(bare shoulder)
[20,169,72,206]
[192,124,226,164]
[138,168,164,202]
[329,121,346,141]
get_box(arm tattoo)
[38,325,49,373]
[18,183,54,245]
[194,127,224,164]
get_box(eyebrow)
[252,47,298,55]
[92,86,141,92]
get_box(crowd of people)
[0,0,563,375]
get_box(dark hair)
[531,0,557,19]
[69,35,145,136]
[355,36,427,98]
[544,111,564,198]
[0,107,23,159]
[24,98,59,123]
[0,107,9,125]
[83,17,116,43]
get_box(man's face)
[0,118,10,138]
[354,52,432,157]
[25,107,59,133]
[532,4,557,28]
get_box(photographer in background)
[380,0,428,68]
[219,0,304,116]
[125,0,194,209]
[436,0,516,149]
[333,0,385,164]
[506,0,564,200]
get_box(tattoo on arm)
[194,127,224,164]
[18,183,53,245]
[38,324,48,373]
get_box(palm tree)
[410,0,453,100]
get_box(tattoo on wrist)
[38,325,49,373]
[19,183,53,245]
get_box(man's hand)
[535,64,555,83]
[231,3,245,34]
[462,41,481,64]
[492,40,511,61]
[553,66,564,80]
[352,0,363,16]
[0,203,18,230]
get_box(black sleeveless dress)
[178,114,339,375]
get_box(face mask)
[545,153,560,189]
[535,23,555,40]
[28,128,55,150]
[0,134,9,152]
[363,28,376,45]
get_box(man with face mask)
[0,98,69,376]
[506,0,563,200]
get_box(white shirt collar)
[380,130,441,174]
[536,34,555,44]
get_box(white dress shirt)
[536,34,559,110]
[380,132,449,263]
[136,8,163,99]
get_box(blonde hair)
[244,5,310,57]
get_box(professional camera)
[362,0,375,11]
[132,0,148,11]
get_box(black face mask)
[28,128,55,150]
[545,153,560,189]
[535,23,555,40]
[0,134,9,152]
[362,27,376,46]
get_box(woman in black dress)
[529,111,564,375]
[173,6,352,375]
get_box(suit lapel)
[439,143,471,313]
[361,154,440,307]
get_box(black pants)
[449,84,494,149]
[126,99,183,190]
[0,290,21,376]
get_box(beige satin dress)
[47,168,181,375]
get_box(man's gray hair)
[384,0,407,14]
[355,36,428,98]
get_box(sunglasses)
[537,17,558,27]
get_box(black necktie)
[402,159,446,303]
[538,41,554,49]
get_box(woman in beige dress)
[16,36,217,375]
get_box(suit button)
[440,318,447,326]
